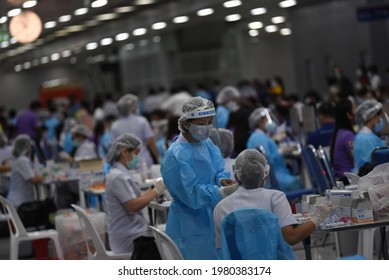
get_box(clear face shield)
[261,109,278,135]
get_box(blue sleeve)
[208,141,230,185]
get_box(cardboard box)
[351,198,374,224]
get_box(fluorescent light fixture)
[85,20,100,27]
[32,59,39,66]
[54,30,69,37]
[279,0,297,8]
[265,25,278,33]
[1,41,9,48]
[100,37,113,46]
[65,25,85,32]
[250,7,267,15]
[248,21,263,29]
[135,0,155,5]
[151,22,167,30]
[23,62,31,69]
[44,21,57,29]
[225,14,241,22]
[41,56,49,64]
[86,42,98,50]
[133,28,147,36]
[8,9,21,17]
[10,38,17,44]
[223,0,241,8]
[0,16,7,24]
[153,36,161,43]
[23,1,37,8]
[173,16,189,24]
[74,8,89,16]
[197,8,214,17]
[115,6,135,13]
[62,50,72,57]
[280,28,292,35]
[272,16,286,24]
[139,39,148,47]
[14,65,22,72]
[51,53,60,61]
[58,15,72,22]
[91,0,107,8]
[125,43,135,50]
[95,13,118,21]
[115,32,129,41]
[249,29,259,37]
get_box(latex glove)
[153,179,166,196]
[219,183,239,198]
[310,201,332,228]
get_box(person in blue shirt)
[306,102,335,149]
[354,100,386,171]
[247,107,303,192]
[161,97,238,260]
[215,86,241,129]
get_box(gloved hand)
[219,183,239,198]
[310,201,332,228]
[153,179,166,196]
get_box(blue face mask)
[127,155,139,170]
[72,139,80,147]
[374,118,384,133]
[189,123,213,141]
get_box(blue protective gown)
[354,127,385,170]
[216,105,230,129]
[247,129,302,192]
[161,134,229,260]
[220,208,296,260]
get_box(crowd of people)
[0,63,388,260]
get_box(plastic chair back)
[317,146,337,188]
[0,195,28,238]
[301,145,329,194]
[256,145,280,190]
[371,146,389,166]
[149,226,184,260]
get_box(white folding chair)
[71,204,132,260]
[0,195,63,260]
[149,226,184,260]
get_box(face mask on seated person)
[127,155,139,170]
[374,118,384,133]
[189,123,213,141]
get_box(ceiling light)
[223,1,242,8]
[173,16,189,24]
[85,20,100,27]
[100,37,113,46]
[51,53,60,61]
[265,25,278,33]
[54,30,69,37]
[86,42,98,50]
[95,13,118,21]
[225,14,241,22]
[248,21,263,29]
[135,0,155,5]
[14,65,22,72]
[1,41,9,48]
[23,1,37,8]
[115,33,129,41]
[74,8,89,16]
[91,0,107,8]
[115,6,135,13]
[41,56,49,64]
[133,28,147,36]
[23,62,31,69]
[151,22,167,30]
[62,50,72,57]
[139,39,148,47]
[8,9,21,17]
[44,21,57,29]
[153,36,161,43]
[272,16,286,24]
[65,25,86,32]
[58,15,72,22]
[125,43,134,50]
[250,7,267,15]
[0,16,7,24]
[10,38,17,44]
[249,29,259,37]
[279,0,297,8]
[197,8,214,17]
[280,28,292,35]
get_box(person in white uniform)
[213,149,332,248]
[109,94,160,167]
[105,133,166,259]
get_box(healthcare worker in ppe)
[209,128,235,179]
[161,96,238,260]
[247,108,302,192]
[354,100,386,171]
[213,149,332,254]
[109,94,160,167]
[105,133,166,259]
[215,86,241,129]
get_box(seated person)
[209,128,234,179]
[0,132,12,196]
[306,102,335,149]
[213,149,331,249]
[105,133,166,259]
[247,108,302,192]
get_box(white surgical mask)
[189,123,213,141]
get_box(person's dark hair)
[30,100,41,110]
[329,99,355,164]
[317,102,335,117]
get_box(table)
[304,218,389,260]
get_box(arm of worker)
[124,179,166,213]
[0,164,10,173]
[30,174,44,185]
[59,151,73,163]
[146,136,162,164]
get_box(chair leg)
[10,238,19,260]
[51,237,64,260]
